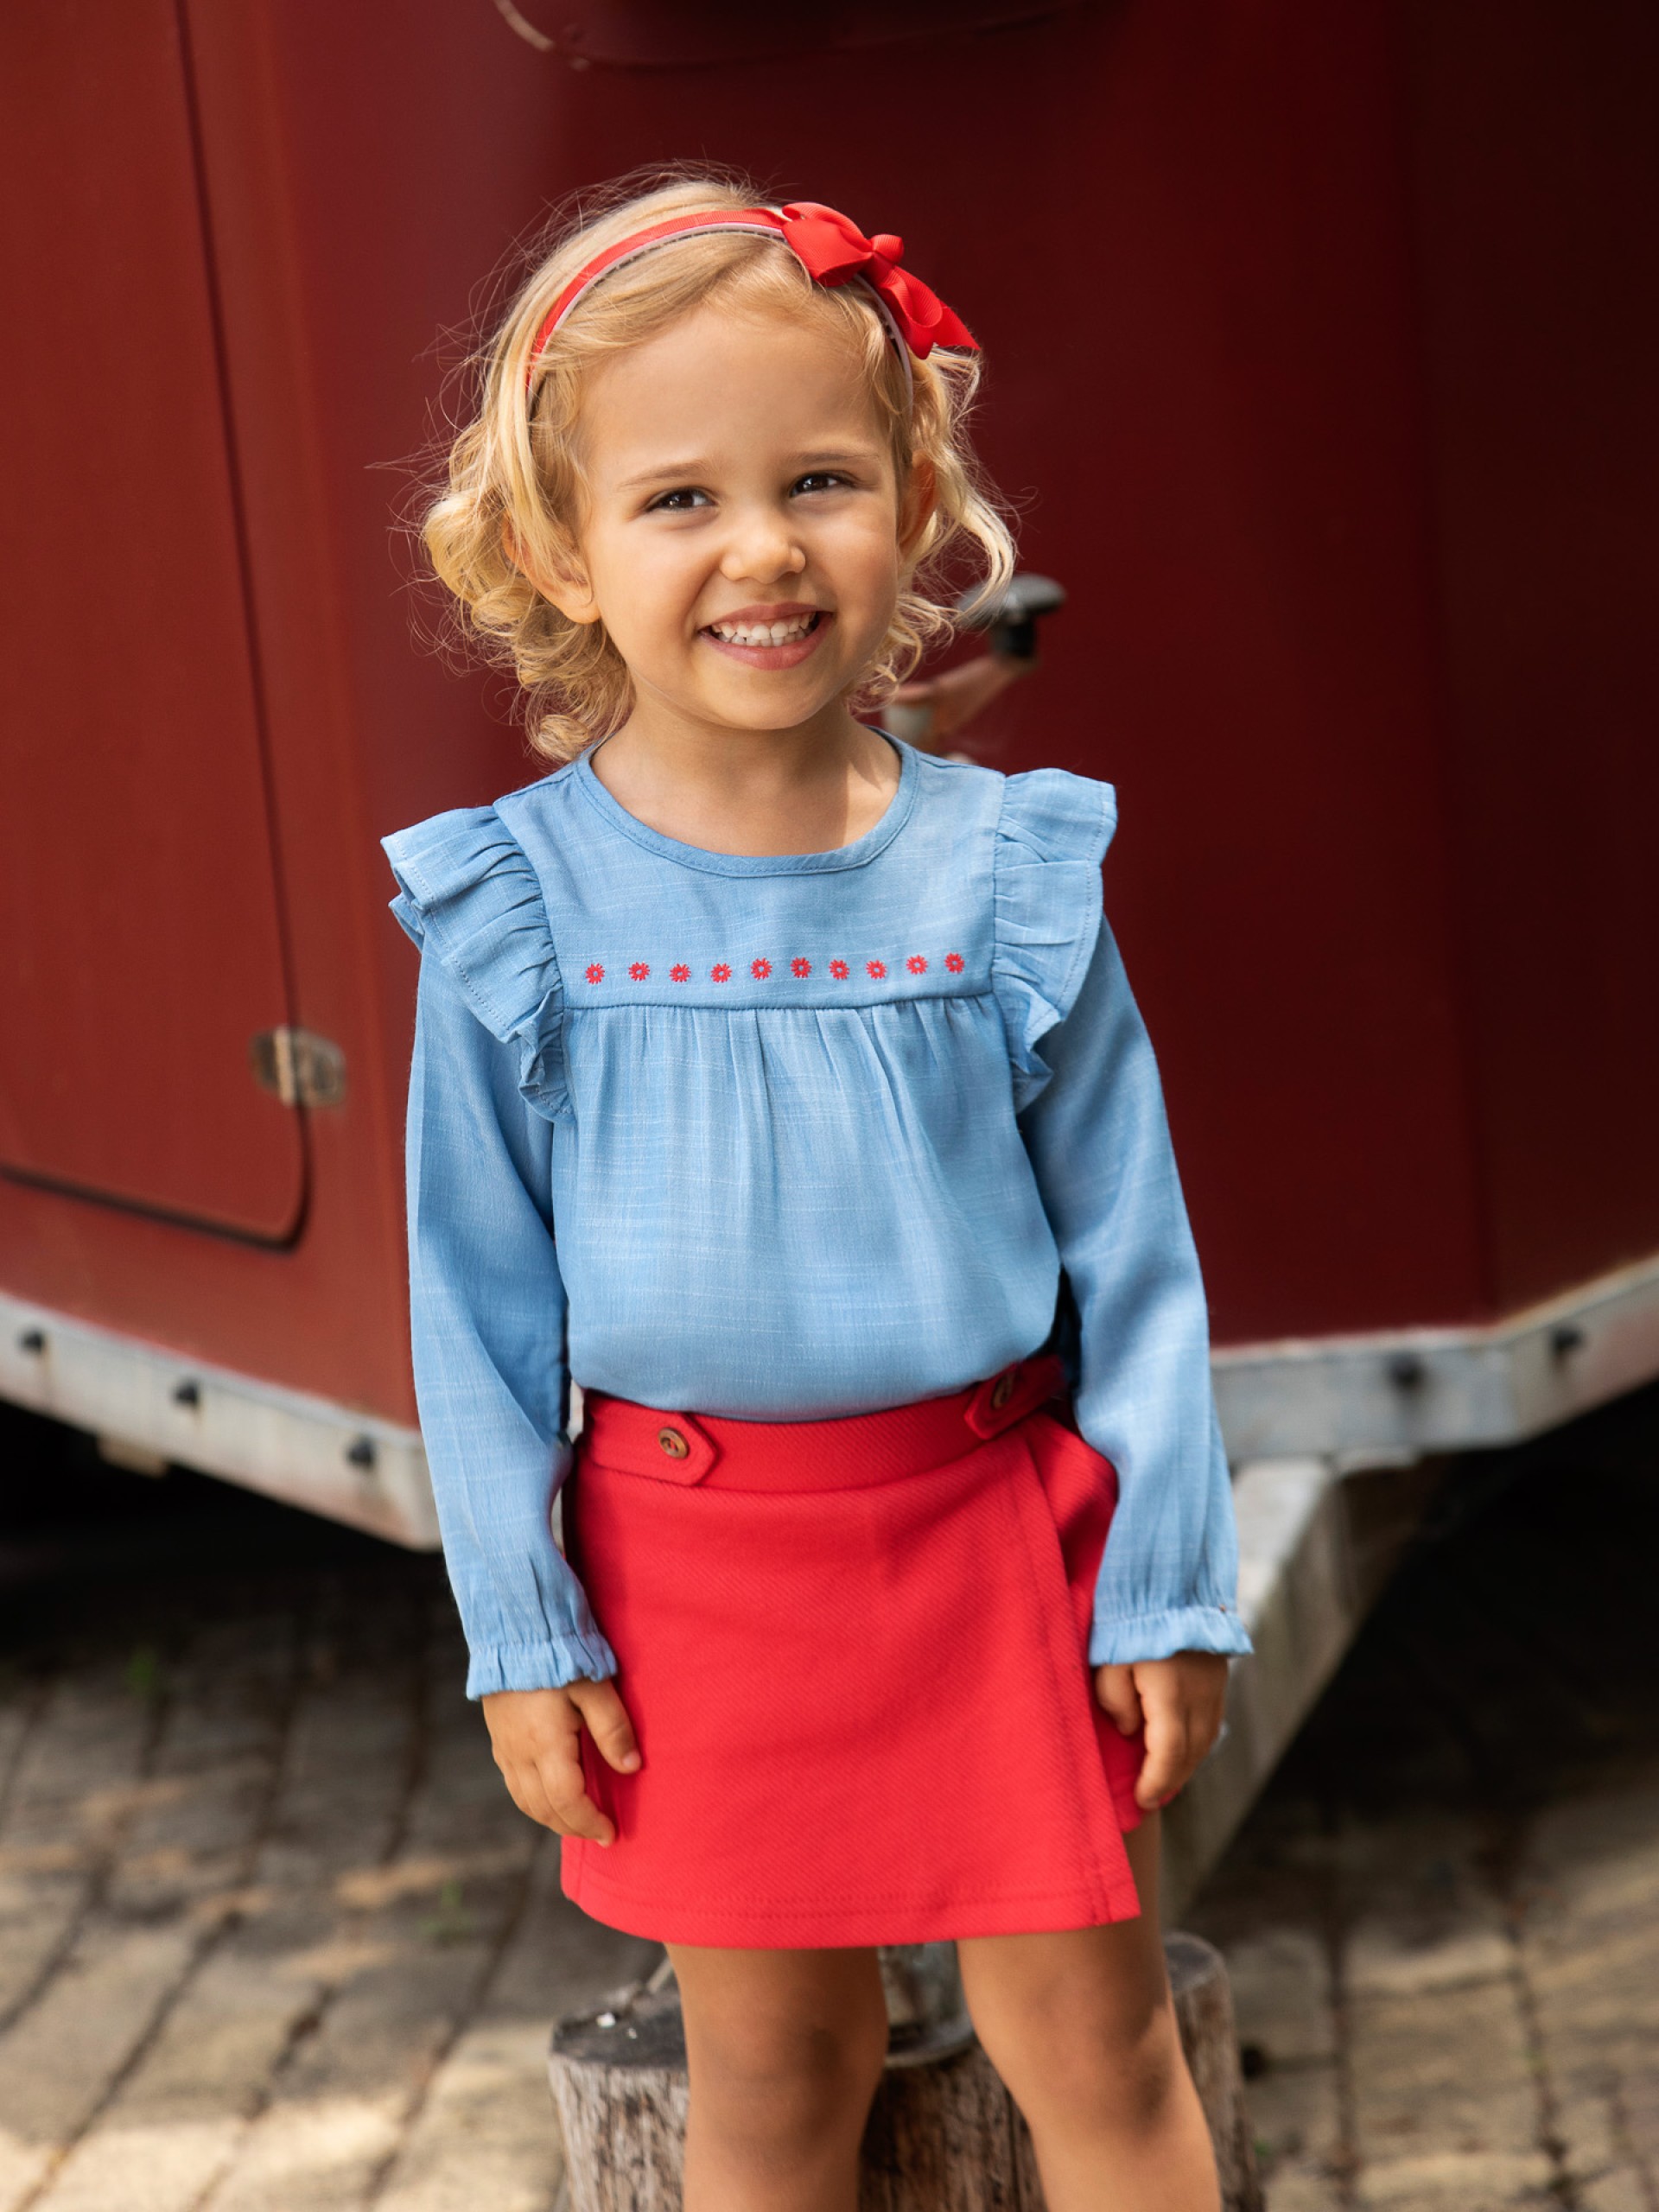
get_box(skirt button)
[989,1372,1015,1411]
[658,1426,690,1459]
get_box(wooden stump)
[549,1935,1262,2211]
[1164,1931,1264,2212]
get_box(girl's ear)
[501,516,602,626]
[898,458,938,561]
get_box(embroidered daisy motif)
[628,961,650,981]
[711,963,733,982]
[945,951,965,973]
[751,957,772,980]
[830,959,849,981]
[906,955,928,975]
[791,957,810,978]
[585,963,605,984]
[867,959,887,980]
[671,963,690,983]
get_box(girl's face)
[546,305,925,740]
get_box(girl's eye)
[648,487,711,512]
[791,473,850,497]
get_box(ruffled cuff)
[1088,1603,1254,1667]
[463,1626,620,1700]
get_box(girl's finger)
[532,1752,617,1847]
[1094,1663,1144,1738]
[500,1759,557,1832]
[569,1678,642,1774]
[1135,1703,1180,1810]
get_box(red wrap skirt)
[560,1355,1145,1948]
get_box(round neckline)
[571,733,918,876]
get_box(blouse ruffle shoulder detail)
[991,768,1118,1109]
[381,806,569,1122]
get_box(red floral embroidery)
[590,950,963,989]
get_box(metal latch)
[250,1027,348,1109]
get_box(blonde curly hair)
[423,170,1015,763]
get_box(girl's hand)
[1094,1652,1230,1812]
[480,1681,640,1846]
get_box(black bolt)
[346,1434,377,1470]
[172,1379,201,1408]
[1549,1324,1586,1359]
[18,1329,45,1355]
[1388,1352,1427,1391]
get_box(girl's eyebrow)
[613,446,883,493]
[613,458,710,492]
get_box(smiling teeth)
[709,615,816,645]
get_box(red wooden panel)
[0,0,302,1240]
[1405,0,1659,1308]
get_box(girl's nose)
[719,505,807,585]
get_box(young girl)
[385,175,1251,2212]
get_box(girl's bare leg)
[957,1816,1221,2212]
[668,1942,888,2212]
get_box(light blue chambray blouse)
[384,736,1252,1699]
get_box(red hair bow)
[774,202,977,359]
[525,200,976,385]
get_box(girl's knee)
[686,1991,888,2151]
[998,1991,1186,2136]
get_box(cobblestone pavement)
[0,1413,653,2212]
[2,1389,1656,2210]
[1192,1388,1659,2211]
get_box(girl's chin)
[684,666,856,727]
[687,687,850,734]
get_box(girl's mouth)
[700,608,830,670]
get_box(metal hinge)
[250,1027,347,1109]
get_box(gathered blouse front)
[385,738,1251,1698]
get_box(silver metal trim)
[1212,1250,1659,1462]
[0,1291,436,1548]
[5,1248,1656,1560]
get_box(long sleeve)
[1019,920,1250,1664]
[384,802,614,1700]
[989,766,1249,1669]
[406,950,616,1695]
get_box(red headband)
[524,201,976,389]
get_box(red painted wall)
[1,0,1653,1426]
[1403,0,1659,1311]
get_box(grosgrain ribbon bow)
[776,202,977,358]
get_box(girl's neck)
[586,702,901,859]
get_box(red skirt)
[560,1355,1145,1948]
